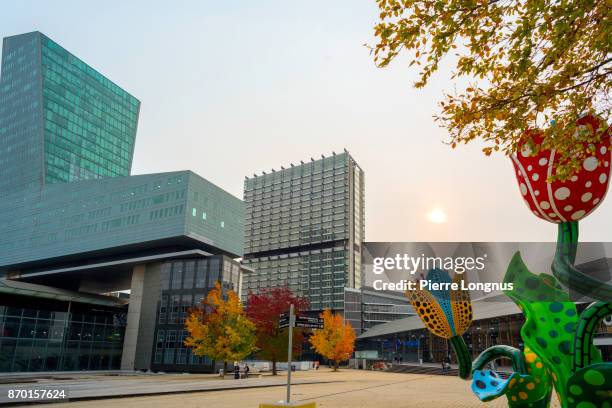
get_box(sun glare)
[427,208,447,223]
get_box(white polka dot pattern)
[511,115,610,223]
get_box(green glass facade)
[0,171,244,271]
[0,31,140,192]
[41,36,139,183]
[0,32,43,192]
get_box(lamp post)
[411,334,425,365]
[419,334,424,365]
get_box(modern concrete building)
[242,151,365,311]
[0,32,247,373]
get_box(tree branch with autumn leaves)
[372,0,611,179]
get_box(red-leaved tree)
[246,286,309,375]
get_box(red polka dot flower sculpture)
[511,114,610,224]
[511,114,612,302]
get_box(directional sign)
[294,316,323,329]
[279,315,290,329]
[295,321,323,329]
[278,314,323,329]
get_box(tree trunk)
[223,360,228,377]
[334,361,339,372]
[272,359,277,376]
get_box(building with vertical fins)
[242,151,365,311]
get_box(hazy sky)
[3,0,611,242]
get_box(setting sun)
[427,208,447,223]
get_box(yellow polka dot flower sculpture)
[406,269,473,379]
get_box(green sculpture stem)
[449,335,472,379]
[573,301,612,371]
[527,390,553,408]
[472,345,527,375]
[552,221,612,302]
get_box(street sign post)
[280,309,324,403]
[286,304,295,403]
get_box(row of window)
[42,38,139,107]
[245,188,348,204]
[150,205,184,220]
[247,204,347,218]
[244,249,347,262]
[244,161,349,190]
[0,302,125,373]
[44,98,135,151]
[244,261,347,272]
[120,190,186,212]
[158,294,201,325]
[153,329,210,366]
[190,207,225,228]
[0,307,121,324]
[159,258,240,292]
[246,222,348,235]
[246,200,348,217]
[244,181,349,198]
[0,338,123,372]
[246,221,348,234]
[44,118,132,168]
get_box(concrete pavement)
[0,372,339,405]
[0,369,562,408]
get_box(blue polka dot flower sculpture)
[407,115,611,408]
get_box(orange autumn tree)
[184,282,257,373]
[309,309,356,371]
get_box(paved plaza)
[1,369,561,408]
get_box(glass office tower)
[0,31,140,192]
[242,151,365,311]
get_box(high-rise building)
[242,151,365,311]
[0,32,246,374]
[0,31,140,193]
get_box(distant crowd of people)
[229,361,321,377]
